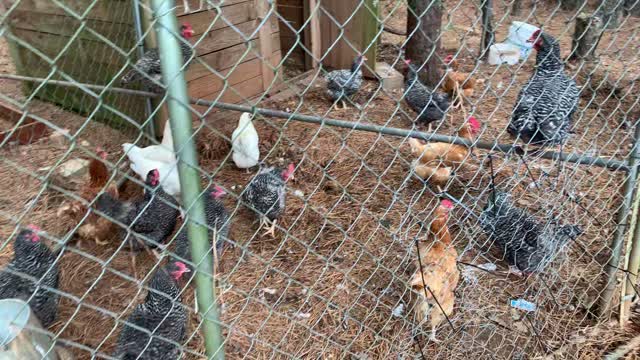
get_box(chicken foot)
[260,217,277,238]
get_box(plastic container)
[506,21,540,59]
[0,299,59,360]
[488,43,521,65]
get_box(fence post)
[149,0,225,358]
[132,0,157,139]
[598,121,640,318]
[620,176,640,323]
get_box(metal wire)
[0,0,638,358]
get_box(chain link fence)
[1,0,639,358]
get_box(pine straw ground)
[1,0,640,359]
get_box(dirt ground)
[1,0,640,359]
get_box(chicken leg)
[260,217,277,238]
[429,323,439,342]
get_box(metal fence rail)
[0,0,639,358]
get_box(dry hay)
[1,1,640,359]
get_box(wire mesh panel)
[0,0,639,358]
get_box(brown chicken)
[410,116,480,189]
[57,147,119,246]
[441,55,483,108]
[410,199,459,341]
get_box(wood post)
[480,0,494,59]
[141,0,168,139]
[406,0,442,87]
[257,0,275,91]
[570,13,603,62]
[308,0,321,69]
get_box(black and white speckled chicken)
[403,59,450,131]
[325,55,367,110]
[173,185,230,266]
[0,225,59,328]
[96,169,179,252]
[242,163,294,237]
[114,261,190,360]
[121,23,195,92]
[479,191,583,274]
[508,30,579,148]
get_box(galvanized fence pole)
[598,121,640,318]
[149,0,224,358]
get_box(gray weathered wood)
[570,12,603,62]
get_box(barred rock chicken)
[410,200,459,341]
[121,23,195,92]
[508,30,579,148]
[325,55,367,110]
[404,59,450,131]
[96,169,179,253]
[441,55,483,109]
[173,185,230,266]
[0,225,60,328]
[242,163,295,237]
[114,261,189,360]
[410,116,481,189]
[479,191,583,274]
[57,147,119,246]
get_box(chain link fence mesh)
[0,0,639,358]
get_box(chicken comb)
[440,199,454,209]
[26,224,41,232]
[444,54,454,63]
[467,116,480,131]
[404,59,411,65]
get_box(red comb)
[440,199,454,209]
[26,224,41,232]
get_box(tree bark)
[511,0,521,16]
[406,0,443,87]
[599,0,623,29]
[624,0,640,17]
[480,0,494,59]
[560,0,585,11]
[570,12,604,62]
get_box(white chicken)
[231,112,260,169]
[122,119,182,198]
[123,118,176,164]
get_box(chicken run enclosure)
[1,0,640,358]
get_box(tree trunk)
[406,0,443,87]
[511,0,521,16]
[599,0,623,29]
[624,0,640,17]
[480,0,494,58]
[560,0,584,11]
[570,12,604,62]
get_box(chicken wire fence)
[0,0,639,358]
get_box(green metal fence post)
[149,0,224,358]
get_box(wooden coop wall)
[5,0,281,127]
[6,0,144,128]
[276,0,377,74]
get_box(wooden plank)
[189,17,278,57]
[12,0,133,24]
[11,29,129,78]
[195,74,265,109]
[185,32,280,82]
[180,1,255,36]
[256,0,275,90]
[302,0,312,70]
[8,10,135,50]
[277,0,303,6]
[309,0,321,69]
[277,6,304,27]
[188,57,263,98]
[179,0,248,14]
[318,0,377,75]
